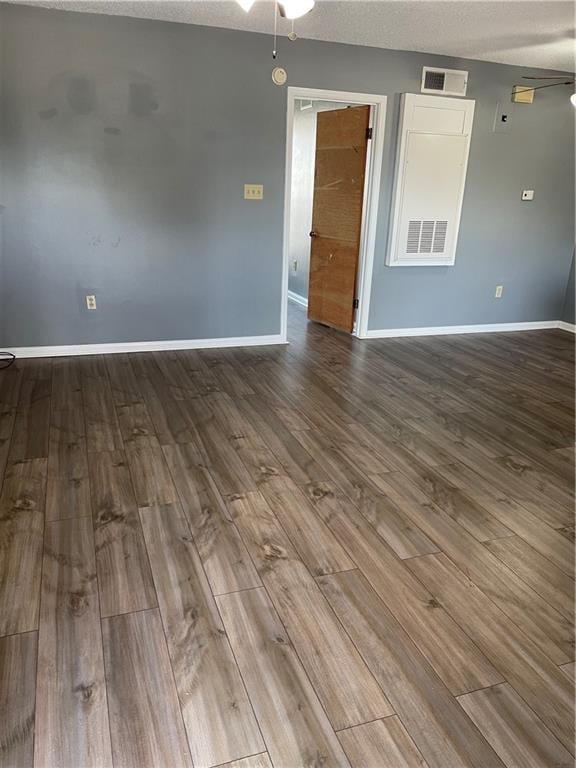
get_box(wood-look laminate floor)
[0,303,574,768]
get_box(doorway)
[281,88,387,341]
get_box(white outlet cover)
[521,190,534,200]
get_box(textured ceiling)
[4,0,575,72]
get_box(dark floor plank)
[46,408,91,521]
[102,609,192,768]
[140,503,264,768]
[484,534,574,622]
[259,475,355,576]
[8,362,51,461]
[228,490,396,730]
[82,375,123,453]
[50,357,82,412]
[116,403,161,450]
[458,683,574,768]
[125,446,179,508]
[163,444,261,595]
[0,458,47,636]
[434,461,575,576]
[318,570,504,768]
[0,631,37,768]
[338,716,429,768]
[407,553,574,753]
[374,471,574,664]
[217,587,351,768]
[89,450,156,616]
[35,517,112,768]
[304,480,504,696]
[105,353,144,407]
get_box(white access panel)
[387,93,475,267]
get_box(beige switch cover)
[244,184,263,200]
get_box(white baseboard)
[363,320,561,339]
[4,334,287,359]
[557,321,576,334]
[288,290,308,308]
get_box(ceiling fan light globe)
[279,0,315,19]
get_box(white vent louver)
[421,67,468,97]
[406,220,448,254]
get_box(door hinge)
[353,298,359,309]
[366,127,373,140]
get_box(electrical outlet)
[244,184,263,200]
[86,294,97,310]
[495,285,503,299]
[521,190,534,201]
[292,259,298,272]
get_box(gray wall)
[562,254,575,325]
[0,4,574,346]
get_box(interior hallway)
[0,302,574,768]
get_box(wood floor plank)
[318,569,505,768]
[105,353,145,407]
[304,480,504,696]
[238,395,329,486]
[116,403,161,450]
[374,471,574,664]
[140,503,264,768]
[228,490,393,730]
[224,754,273,768]
[163,444,261,595]
[50,357,82,412]
[458,683,574,768]
[338,716,429,768]
[102,609,192,768]
[180,399,258,496]
[35,517,112,768]
[217,587,351,768]
[407,552,574,753]
[259,475,355,576]
[434,461,575,576]
[0,631,37,768]
[484,534,574,621]
[0,363,23,413]
[292,428,439,559]
[0,458,47,636]
[46,408,91,521]
[0,409,16,496]
[8,363,51,461]
[89,450,156,617]
[125,445,179,507]
[82,376,123,453]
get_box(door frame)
[280,86,387,340]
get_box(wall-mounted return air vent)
[406,220,448,254]
[421,67,468,97]
[386,93,475,267]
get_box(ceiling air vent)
[421,67,468,97]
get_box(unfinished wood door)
[308,105,370,332]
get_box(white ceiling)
[5,0,575,72]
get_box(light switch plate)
[521,190,534,201]
[244,184,263,200]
